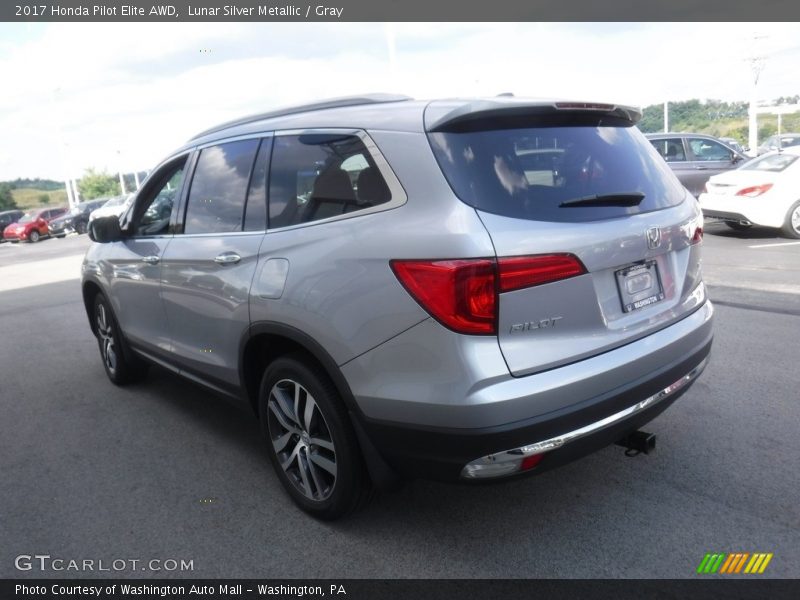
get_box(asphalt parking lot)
[1,224,799,579]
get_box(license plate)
[615,260,665,313]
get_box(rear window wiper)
[559,192,645,208]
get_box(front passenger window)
[135,163,185,236]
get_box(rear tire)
[725,221,752,232]
[258,354,371,520]
[93,293,149,385]
[29,230,40,243]
[780,201,800,239]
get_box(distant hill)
[0,178,64,191]
[639,96,800,146]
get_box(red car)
[2,207,68,243]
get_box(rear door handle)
[694,166,709,170]
[142,255,160,264]
[214,252,241,265]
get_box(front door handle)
[694,166,709,170]
[214,252,241,265]
[142,255,160,264]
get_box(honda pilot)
[82,95,713,519]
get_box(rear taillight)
[390,254,586,335]
[498,254,585,292]
[735,183,773,197]
[691,227,703,245]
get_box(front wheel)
[76,221,87,235]
[781,201,800,239]
[28,230,40,243]
[93,293,149,385]
[258,355,371,520]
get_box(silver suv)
[82,95,713,519]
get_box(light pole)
[747,34,767,154]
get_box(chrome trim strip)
[461,357,709,479]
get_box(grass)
[10,187,69,211]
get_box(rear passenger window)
[268,133,391,228]
[650,138,686,162]
[184,139,260,234]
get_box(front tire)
[28,230,40,243]
[93,293,149,385]
[781,201,800,239]
[258,355,370,520]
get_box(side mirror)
[731,153,742,164]
[89,215,123,243]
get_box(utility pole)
[64,179,74,207]
[663,101,669,133]
[748,34,768,153]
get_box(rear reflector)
[391,254,585,335]
[520,453,545,471]
[735,183,773,197]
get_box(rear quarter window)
[429,124,687,223]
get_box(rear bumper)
[352,301,713,482]
[699,194,786,228]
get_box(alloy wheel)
[267,378,337,501]
[96,303,117,375]
[792,205,800,235]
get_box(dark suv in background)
[645,132,747,196]
[0,209,24,242]
[49,199,108,238]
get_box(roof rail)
[189,93,413,141]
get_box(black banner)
[3,0,800,22]
[3,579,800,600]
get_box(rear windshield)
[743,153,798,172]
[428,124,686,222]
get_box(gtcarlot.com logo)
[696,552,773,575]
[15,554,194,572]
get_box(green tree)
[0,183,17,210]
[38,193,51,205]
[77,168,120,200]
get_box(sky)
[2,22,800,181]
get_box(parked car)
[88,194,134,223]
[699,146,800,238]
[3,206,68,242]
[719,137,747,155]
[0,209,24,242]
[757,133,800,155]
[48,199,108,238]
[82,95,713,519]
[645,133,748,197]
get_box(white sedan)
[699,147,800,238]
[88,194,135,223]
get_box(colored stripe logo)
[696,552,773,574]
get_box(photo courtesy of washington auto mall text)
[14,583,347,597]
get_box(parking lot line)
[748,241,800,249]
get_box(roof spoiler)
[427,100,642,133]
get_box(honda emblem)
[646,227,661,249]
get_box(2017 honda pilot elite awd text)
[82,95,713,519]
